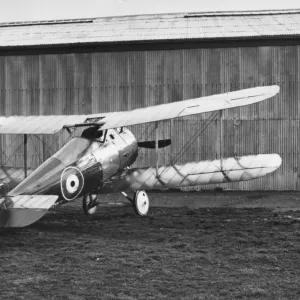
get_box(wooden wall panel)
[0,44,300,190]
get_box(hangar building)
[0,9,299,190]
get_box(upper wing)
[0,114,106,134]
[96,85,279,130]
[0,85,279,134]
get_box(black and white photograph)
[1,0,300,299]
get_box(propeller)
[138,139,171,149]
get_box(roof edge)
[1,35,300,54]
[1,8,300,27]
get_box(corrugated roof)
[1,9,300,47]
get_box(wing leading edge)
[0,85,279,134]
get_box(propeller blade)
[138,139,171,149]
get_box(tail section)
[0,195,58,228]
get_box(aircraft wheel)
[82,194,98,215]
[133,190,149,216]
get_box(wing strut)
[220,110,223,171]
[155,121,159,177]
[24,134,27,178]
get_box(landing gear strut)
[82,194,98,215]
[121,190,150,216]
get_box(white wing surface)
[100,154,282,192]
[97,85,279,130]
[0,85,279,134]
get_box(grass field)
[1,193,300,300]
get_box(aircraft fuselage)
[8,127,138,202]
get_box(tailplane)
[0,195,58,228]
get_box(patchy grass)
[1,203,300,300]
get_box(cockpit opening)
[81,126,107,142]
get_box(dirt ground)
[1,191,300,300]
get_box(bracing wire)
[0,135,21,165]
[136,123,152,142]
[136,123,157,157]
[30,135,43,166]
[170,111,220,165]
[1,140,25,167]
[61,129,75,146]
[33,135,54,160]
[34,128,74,161]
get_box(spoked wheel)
[133,190,149,216]
[82,194,98,215]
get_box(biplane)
[0,85,281,228]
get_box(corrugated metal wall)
[0,45,298,190]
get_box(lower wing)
[100,154,282,192]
